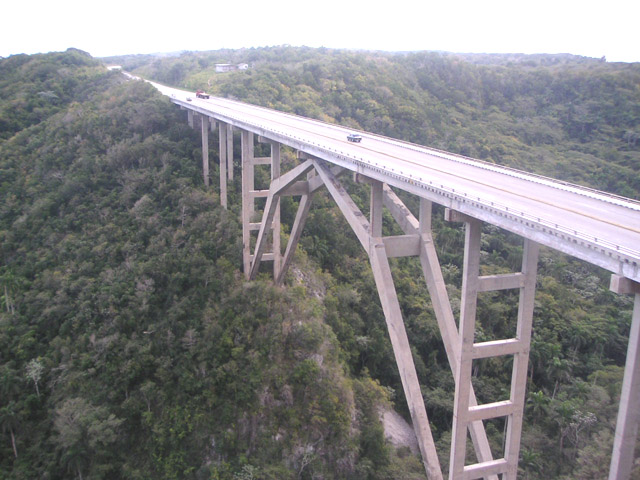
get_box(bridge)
[149,79,640,480]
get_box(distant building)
[215,63,249,73]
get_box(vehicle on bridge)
[347,133,362,143]
[196,90,210,99]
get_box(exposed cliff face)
[380,406,419,455]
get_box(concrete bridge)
[150,80,640,480]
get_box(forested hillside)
[1,47,639,479]
[112,46,640,198]
[0,49,411,480]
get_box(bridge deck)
[152,82,640,283]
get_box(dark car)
[347,133,362,143]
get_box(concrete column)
[227,125,234,180]
[419,198,432,233]
[609,277,640,480]
[241,131,253,277]
[271,142,281,279]
[370,180,383,238]
[504,239,539,480]
[449,218,482,480]
[218,122,228,208]
[201,115,209,187]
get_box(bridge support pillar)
[270,141,282,280]
[445,209,538,480]
[218,122,228,208]
[241,131,254,276]
[200,114,209,187]
[448,214,483,480]
[609,277,640,480]
[241,131,284,280]
[227,126,234,181]
[383,187,499,479]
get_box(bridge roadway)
[151,82,640,283]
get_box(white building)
[215,63,249,73]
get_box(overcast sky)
[2,0,638,62]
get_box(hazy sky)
[2,0,638,62]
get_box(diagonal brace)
[276,192,314,286]
[370,241,443,480]
[250,160,315,279]
[275,165,347,286]
[312,160,370,251]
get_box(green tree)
[54,397,123,479]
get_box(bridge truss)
[177,98,639,480]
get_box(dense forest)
[1,46,639,479]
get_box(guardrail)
[171,96,640,268]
